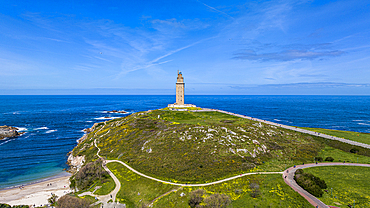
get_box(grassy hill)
[70,108,370,207]
[73,109,327,183]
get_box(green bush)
[294,169,327,197]
[350,148,359,154]
[315,157,323,162]
[203,193,231,208]
[48,193,58,206]
[70,158,109,191]
[250,182,261,198]
[188,189,205,208]
[0,204,11,208]
[188,190,231,208]
[324,157,334,162]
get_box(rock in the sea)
[0,126,20,140]
[107,110,127,114]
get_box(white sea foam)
[16,127,28,132]
[45,130,57,134]
[353,120,364,122]
[0,138,15,146]
[86,121,93,123]
[273,119,281,121]
[94,117,120,120]
[35,127,49,130]
[358,123,370,126]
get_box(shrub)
[188,189,205,208]
[250,182,261,198]
[0,204,11,208]
[315,157,323,162]
[71,159,109,191]
[56,195,90,208]
[350,148,359,154]
[294,169,326,197]
[203,194,231,208]
[324,157,334,162]
[48,193,58,206]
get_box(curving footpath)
[194,109,370,150]
[283,163,370,208]
[82,111,370,208]
[95,138,282,187]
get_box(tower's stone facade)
[176,71,185,105]
[168,71,196,108]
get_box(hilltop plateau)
[71,109,327,183]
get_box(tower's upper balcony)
[177,72,184,83]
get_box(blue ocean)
[1,95,370,189]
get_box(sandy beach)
[0,173,72,207]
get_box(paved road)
[194,109,370,149]
[282,163,370,208]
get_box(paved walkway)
[194,109,370,149]
[282,163,370,208]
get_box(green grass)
[304,166,370,208]
[92,175,116,195]
[151,110,248,125]
[106,162,175,207]
[301,127,370,145]
[316,146,370,164]
[73,110,370,182]
[90,110,328,183]
[154,174,312,208]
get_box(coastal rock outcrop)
[67,154,85,172]
[82,122,99,134]
[107,110,127,114]
[0,126,20,140]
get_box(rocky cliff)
[0,126,20,140]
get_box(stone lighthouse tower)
[168,71,196,108]
[176,70,185,105]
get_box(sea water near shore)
[0,95,370,189]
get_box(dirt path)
[282,163,370,208]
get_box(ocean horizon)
[1,95,370,189]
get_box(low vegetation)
[304,166,370,208]
[56,195,91,208]
[107,162,174,207]
[154,174,312,208]
[0,204,29,208]
[188,189,231,208]
[74,110,327,183]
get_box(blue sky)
[1,0,370,95]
